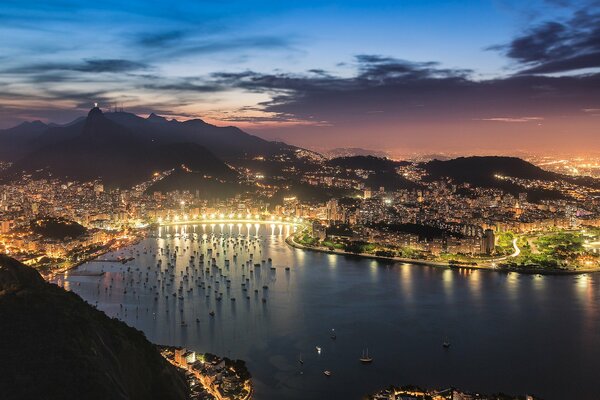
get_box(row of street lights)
[157,214,304,224]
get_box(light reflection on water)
[57,224,600,400]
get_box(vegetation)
[0,255,189,400]
[344,241,376,254]
[30,217,87,240]
[495,231,515,255]
[509,230,597,270]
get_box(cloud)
[142,80,223,93]
[202,54,600,127]
[5,59,149,74]
[136,31,186,47]
[475,117,544,123]
[494,8,600,74]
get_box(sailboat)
[359,348,373,363]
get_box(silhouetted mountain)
[423,156,570,201]
[0,109,296,166]
[104,111,295,160]
[328,155,408,171]
[0,254,189,400]
[325,147,389,158]
[3,107,237,187]
[424,156,561,182]
[0,120,48,160]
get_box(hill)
[422,156,571,201]
[0,254,189,400]
[327,156,418,191]
[148,169,250,199]
[0,120,48,161]
[30,217,87,240]
[424,156,561,183]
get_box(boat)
[298,354,304,365]
[330,329,336,340]
[359,348,373,363]
[316,346,322,354]
[323,370,332,376]
[442,340,451,349]
[209,311,215,317]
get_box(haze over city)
[2,0,599,153]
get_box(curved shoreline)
[285,232,599,276]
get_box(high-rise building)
[481,229,495,254]
[326,199,339,221]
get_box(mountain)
[327,155,408,171]
[424,156,561,183]
[3,107,238,187]
[0,109,296,165]
[324,147,389,158]
[0,254,189,400]
[422,156,570,200]
[104,111,295,160]
[0,120,48,161]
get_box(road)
[510,238,520,257]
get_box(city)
[1,1,600,400]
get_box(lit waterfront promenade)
[157,214,305,229]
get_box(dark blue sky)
[1,0,599,153]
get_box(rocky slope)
[0,254,189,400]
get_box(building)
[312,221,327,240]
[481,229,495,254]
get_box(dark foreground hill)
[0,254,189,400]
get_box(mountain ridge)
[2,107,238,188]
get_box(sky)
[0,0,599,154]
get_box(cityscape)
[1,1,600,399]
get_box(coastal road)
[510,238,520,258]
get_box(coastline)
[44,231,148,281]
[285,232,599,276]
[48,225,598,279]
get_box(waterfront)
[57,224,600,400]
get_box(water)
[57,224,600,399]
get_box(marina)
[56,223,600,400]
